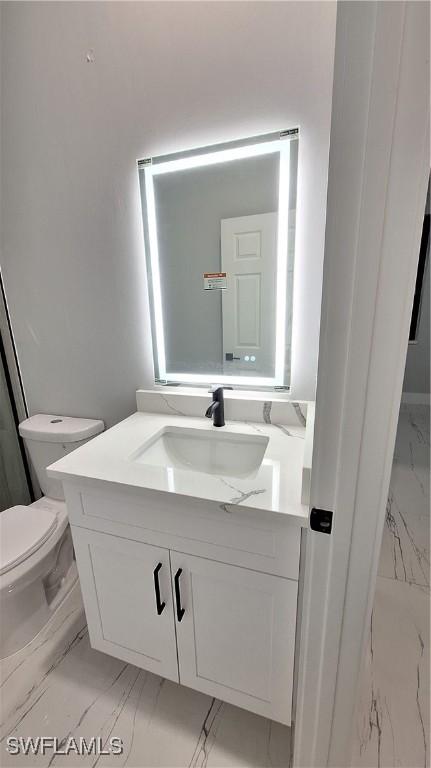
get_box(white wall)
[0,2,336,427]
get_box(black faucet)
[205,386,232,427]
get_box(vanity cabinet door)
[71,527,179,683]
[171,552,297,725]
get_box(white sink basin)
[130,426,269,478]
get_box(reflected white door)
[221,212,277,375]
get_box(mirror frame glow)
[139,130,298,388]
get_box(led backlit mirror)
[138,130,298,388]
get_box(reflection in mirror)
[139,131,298,388]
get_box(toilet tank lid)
[19,414,105,443]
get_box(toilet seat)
[0,499,76,660]
[0,506,58,576]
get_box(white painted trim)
[0,267,28,424]
[293,3,429,766]
[0,267,41,498]
[401,392,430,405]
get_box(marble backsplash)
[136,389,309,427]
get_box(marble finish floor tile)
[353,578,429,768]
[353,405,430,768]
[1,586,291,768]
[379,405,430,587]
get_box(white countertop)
[48,411,309,525]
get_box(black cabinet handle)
[153,563,165,616]
[174,568,185,622]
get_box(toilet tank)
[19,415,105,500]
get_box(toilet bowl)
[0,414,104,659]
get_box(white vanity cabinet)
[171,552,297,723]
[66,483,301,726]
[71,528,179,682]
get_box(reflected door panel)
[221,213,277,374]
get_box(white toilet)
[0,414,104,659]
